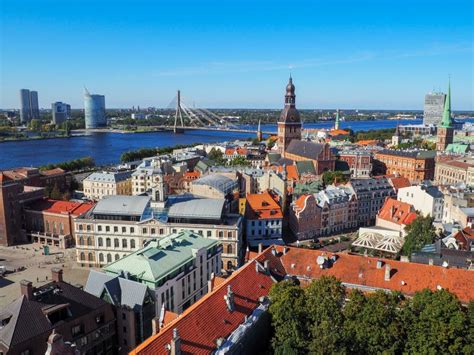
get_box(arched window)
[227,244,233,255]
[122,238,127,248]
[88,253,94,262]
[131,239,136,249]
[80,252,85,261]
[106,238,111,247]
[114,238,119,248]
[99,253,104,263]
[79,237,84,246]
[87,237,92,246]
[227,261,233,270]
[98,237,103,247]
[115,254,120,261]
[106,254,112,263]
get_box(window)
[80,252,85,261]
[106,226,110,232]
[114,226,118,233]
[98,237,103,247]
[122,226,126,233]
[71,324,83,337]
[114,239,119,248]
[151,228,156,235]
[122,239,127,248]
[87,237,92,246]
[107,254,112,263]
[88,253,94,262]
[142,228,147,234]
[207,231,212,237]
[130,227,135,234]
[98,225,102,232]
[227,244,233,254]
[131,239,136,249]
[122,313,126,320]
[106,238,111,247]
[115,254,120,261]
[99,253,104,263]
[79,237,84,246]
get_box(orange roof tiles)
[245,191,283,220]
[294,194,311,210]
[40,168,66,176]
[183,171,200,180]
[273,165,299,180]
[26,199,94,216]
[329,129,350,136]
[357,139,379,146]
[271,246,474,304]
[225,148,235,155]
[453,227,474,251]
[131,257,276,355]
[378,198,417,226]
[388,176,411,190]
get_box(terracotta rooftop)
[273,165,299,180]
[40,168,66,176]
[245,191,283,220]
[378,198,417,226]
[25,199,94,216]
[271,246,474,304]
[131,255,276,355]
[453,227,474,251]
[294,194,312,211]
[356,139,379,146]
[387,176,411,190]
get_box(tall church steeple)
[436,78,454,152]
[278,76,302,155]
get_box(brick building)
[289,194,321,241]
[284,140,336,175]
[337,150,373,178]
[374,150,436,182]
[0,268,116,355]
[23,199,94,248]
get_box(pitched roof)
[84,170,132,183]
[271,246,474,303]
[130,255,276,355]
[104,231,218,284]
[168,198,225,220]
[286,140,325,160]
[453,227,474,251]
[40,168,66,176]
[377,198,417,226]
[0,281,109,349]
[295,160,316,175]
[245,191,283,220]
[84,270,149,311]
[92,195,150,217]
[388,176,411,190]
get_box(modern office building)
[51,101,71,124]
[104,230,222,315]
[84,89,106,129]
[30,90,39,119]
[423,92,446,126]
[19,88,41,123]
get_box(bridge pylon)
[173,90,185,134]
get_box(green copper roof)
[104,230,218,286]
[440,79,453,128]
[446,143,469,154]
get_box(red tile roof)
[272,246,474,304]
[388,176,411,190]
[40,168,66,176]
[131,257,276,355]
[378,198,417,226]
[294,194,311,211]
[26,199,94,216]
[453,227,474,251]
[273,165,299,180]
[245,191,283,220]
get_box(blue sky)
[1,0,472,110]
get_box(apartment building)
[83,171,132,200]
[104,231,222,315]
[374,150,436,182]
[398,184,444,221]
[435,157,474,186]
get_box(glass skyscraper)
[19,88,40,123]
[84,90,106,129]
[423,92,446,126]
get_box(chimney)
[207,273,215,293]
[384,264,391,281]
[51,267,63,283]
[20,280,33,300]
[170,328,181,355]
[224,285,235,312]
[151,317,160,335]
[283,247,289,255]
[264,260,269,271]
[258,243,263,254]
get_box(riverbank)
[0,133,87,143]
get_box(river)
[0,119,455,169]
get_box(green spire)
[335,109,340,130]
[440,79,453,128]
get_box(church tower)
[278,76,302,155]
[436,80,454,152]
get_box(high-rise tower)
[334,109,340,130]
[436,80,454,152]
[278,76,301,155]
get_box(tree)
[402,215,437,257]
[229,156,251,167]
[29,119,42,132]
[402,289,468,354]
[304,276,346,354]
[268,279,308,353]
[343,290,404,354]
[464,301,474,355]
[49,184,62,200]
[207,148,226,165]
[322,170,348,186]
